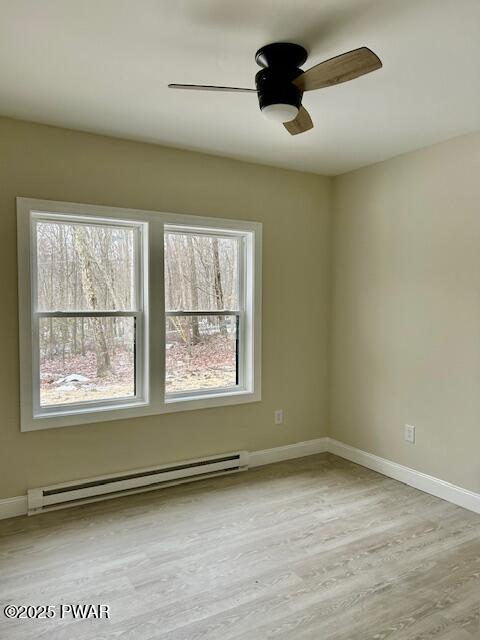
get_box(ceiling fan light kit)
[168,42,382,136]
[261,103,299,122]
[254,42,306,123]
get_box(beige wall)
[4,115,479,502]
[0,117,331,499]
[331,133,480,493]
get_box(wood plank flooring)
[0,453,479,639]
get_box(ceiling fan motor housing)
[255,42,307,113]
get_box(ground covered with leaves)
[40,335,236,405]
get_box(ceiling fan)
[168,42,382,135]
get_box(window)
[17,199,261,430]
[165,229,243,398]
[34,218,145,412]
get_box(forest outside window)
[17,198,261,431]
[165,228,244,399]
[32,215,146,416]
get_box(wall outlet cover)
[405,424,415,444]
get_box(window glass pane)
[36,220,136,311]
[165,232,239,311]
[39,317,135,406]
[166,315,238,394]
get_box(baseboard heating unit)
[27,451,249,515]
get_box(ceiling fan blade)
[168,84,256,93]
[293,47,382,92]
[284,106,314,135]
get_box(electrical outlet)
[274,409,284,425]
[404,424,415,444]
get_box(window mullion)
[148,220,165,411]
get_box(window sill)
[164,389,260,412]
[21,389,261,432]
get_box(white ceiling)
[1,0,480,175]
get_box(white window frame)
[164,225,247,402]
[17,198,262,431]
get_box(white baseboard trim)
[0,440,329,520]
[0,496,28,520]
[249,437,329,467]
[2,436,479,519]
[328,438,480,515]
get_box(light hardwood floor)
[0,453,479,640]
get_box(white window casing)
[17,198,262,431]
